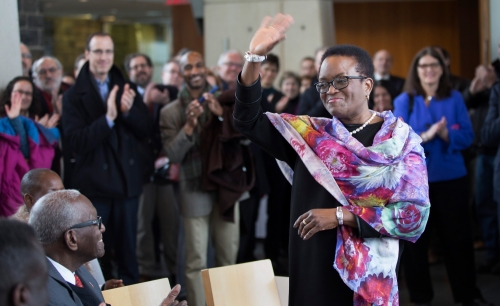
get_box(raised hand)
[242,14,294,86]
[120,83,136,114]
[249,13,294,56]
[106,85,119,121]
[6,91,22,119]
[183,99,204,136]
[203,93,223,117]
[149,87,170,105]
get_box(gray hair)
[32,56,63,83]
[217,49,243,67]
[29,189,82,245]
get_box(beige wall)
[0,0,22,91]
[204,0,335,74]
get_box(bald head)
[180,51,207,90]
[373,50,393,76]
[21,169,64,212]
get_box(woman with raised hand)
[233,14,430,305]
[0,76,60,217]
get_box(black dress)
[234,77,388,305]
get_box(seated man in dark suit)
[0,219,49,306]
[28,189,186,306]
[372,49,405,97]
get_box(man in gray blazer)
[28,189,187,306]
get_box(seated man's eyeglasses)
[69,216,102,230]
[315,76,367,93]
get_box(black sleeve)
[356,216,383,238]
[481,84,500,146]
[233,75,297,166]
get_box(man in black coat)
[62,32,153,285]
[124,52,180,283]
[297,47,331,117]
[372,49,405,98]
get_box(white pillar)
[0,0,22,91]
[489,0,500,61]
[204,0,335,74]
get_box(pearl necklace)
[350,111,377,135]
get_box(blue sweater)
[393,90,473,182]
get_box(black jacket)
[297,76,331,118]
[62,62,154,199]
[482,83,500,202]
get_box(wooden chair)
[201,259,287,306]
[102,277,171,306]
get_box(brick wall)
[18,0,45,60]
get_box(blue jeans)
[475,154,500,261]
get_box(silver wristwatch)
[244,51,266,62]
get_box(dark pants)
[91,196,139,285]
[237,191,260,263]
[475,154,500,261]
[402,176,479,304]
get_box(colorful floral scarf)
[266,111,430,306]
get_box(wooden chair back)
[201,259,282,306]
[102,277,171,306]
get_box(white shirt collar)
[374,72,390,81]
[47,256,76,285]
[137,86,145,97]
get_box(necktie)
[74,274,84,288]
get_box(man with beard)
[124,52,180,283]
[63,32,154,285]
[160,51,240,306]
[32,56,69,120]
[216,50,243,90]
[20,43,33,77]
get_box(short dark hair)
[279,71,301,88]
[123,53,153,73]
[403,46,451,99]
[20,169,58,195]
[320,44,374,80]
[0,219,47,305]
[85,32,112,51]
[0,76,41,118]
[262,53,280,71]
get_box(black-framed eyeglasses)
[69,216,102,230]
[314,76,368,93]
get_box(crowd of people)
[2,12,500,305]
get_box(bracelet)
[336,206,344,226]
[244,51,266,62]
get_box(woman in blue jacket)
[393,47,485,306]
